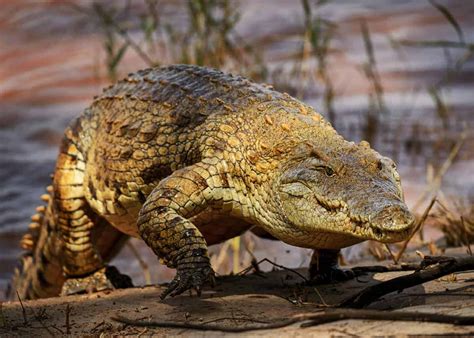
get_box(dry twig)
[238,258,308,282]
[341,255,474,308]
[412,130,466,213]
[65,304,71,335]
[394,196,437,263]
[16,290,27,325]
[112,308,474,332]
[351,263,420,275]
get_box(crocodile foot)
[61,266,133,296]
[160,263,215,300]
[308,249,355,284]
[308,265,355,284]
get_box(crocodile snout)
[372,204,415,232]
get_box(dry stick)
[29,307,55,337]
[0,302,5,328]
[384,244,397,263]
[68,2,155,67]
[65,304,71,335]
[398,292,474,298]
[394,196,437,263]
[351,262,420,275]
[106,17,155,66]
[88,3,155,67]
[112,314,305,332]
[126,241,152,285]
[112,308,474,332]
[50,324,64,335]
[201,317,270,325]
[137,327,148,337]
[340,255,474,308]
[313,287,329,307]
[15,290,27,325]
[238,258,308,282]
[300,309,474,328]
[412,130,466,214]
[461,216,473,256]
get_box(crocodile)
[10,64,415,300]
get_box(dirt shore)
[2,248,473,336]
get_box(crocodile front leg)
[137,163,219,299]
[308,249,355,284]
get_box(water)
[1,0,473,299]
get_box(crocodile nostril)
[373,204,415,231]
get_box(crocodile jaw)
[278,182,415,246]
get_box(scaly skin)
[11,64,415,300]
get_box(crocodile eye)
[312,165,335,177]
[324,166,335,177]
[377,160,383,171]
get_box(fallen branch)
[300,309,474,328]
[394,196,437,263]
[238,258,308,282]
[112,308,474,332]
[16,290,27,325]
[341,255,474,308]
[65,304,71,335]
[351,262,420,275]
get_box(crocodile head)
[276,137,415,248]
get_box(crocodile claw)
[160,264,215,300]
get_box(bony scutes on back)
[11,64,415,301]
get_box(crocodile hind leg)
[308,249,355,284]
[59,216,133,296]
[54,132,132,296]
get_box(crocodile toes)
[308,266,355,285]
[61,265,133,296]
[160,264,214,300]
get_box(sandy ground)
[1,248,473,336]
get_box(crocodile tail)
[9,184,66,300]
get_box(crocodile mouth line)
[281,181,412,242]
[309,189,412,242]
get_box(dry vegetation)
[68,0,474,269]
